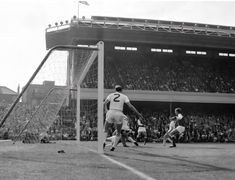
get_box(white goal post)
[75,41,104,154]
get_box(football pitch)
[0,140,234,180]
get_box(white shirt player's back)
[106,92,129,111]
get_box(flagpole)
[77,1,79,20]
[77,1,89,21]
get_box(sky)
[0,0,235,92]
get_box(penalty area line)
[88,148,156,180]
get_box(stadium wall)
[80,88,235,104]
[46,26,235,50]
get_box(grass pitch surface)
[0,140,234,180]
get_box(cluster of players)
[103,85,185,151]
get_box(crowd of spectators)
[0,102,38,140]
[104,52,235,93]
[1,100,235,143]
[133,110,235,143]
[82,51,235,93]
[0,102,76,141]
[78,108,235,143]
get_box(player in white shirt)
[162,119,175,146]
[103,85,143,151]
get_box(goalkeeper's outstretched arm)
[126,102,143,119]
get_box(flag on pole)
[79,1,89,6]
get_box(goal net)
[0,42,104,153]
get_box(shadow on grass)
[105,148,235,173]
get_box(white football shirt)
[176,114,183,120]
[106,92,130,111]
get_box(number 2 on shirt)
[113,93,120,102]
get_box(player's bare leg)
[163,134,167,146]
[110,123,122,151]
[121,130,129,147]
[136,132,143,142]
[106,135,115,146]
[169,130,178,148]
[163,133,173,146]
[127,136,139,146]
[143,132,147,145]
[137,131,147,144]
[170,136,176,148]
[136,132,140,142]
[103,121,111,149]
[167,137,173,144]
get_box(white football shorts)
[138,127,146,133]
[176,126,185,134]
[106,109,126,124]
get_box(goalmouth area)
[0,140,234,180]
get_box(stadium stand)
[2,50,235,142]
[80,49,235,142]
[81,50,235,93]
[2,16,235,144]
[95,51,235,93]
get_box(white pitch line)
[101,153,156,180]
[88,148,156,180]
[0,140,11,143]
